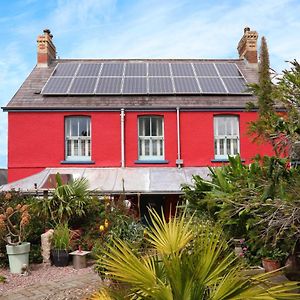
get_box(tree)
[249,36,300,157]
[248,37,279,154]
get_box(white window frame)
[65,116,91,161]
[214,115,240,159]
[138,116,164,160]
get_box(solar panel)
[171,63,194,76]
[69,78,97,94]
[173,77,200,93]
[101,63,124,76]
[222,78,247,93]
[42,61,251,96]
[198,77,227,93]
[193,63,218,76]
[216,63,241,76]
[148,77,173,94]
[123,77,147,94]
[125,63,147,76]
[77,64,101,76]
[42,77,72,94]
[148,63,171,76]
[53,64,79,76]
[95,77,122,94]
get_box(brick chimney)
[237,27,258,65]
[37,29,56,67]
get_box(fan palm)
[34,173,91,224]
[95,209,300,299]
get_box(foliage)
[95,209,300,299]
[29,243,43,264]
[182,155,300,262]
[248,54,300,156]
[0,191,31,245]
[257,246,288,263]
[51,223,70,250]
[33,173,92,226]
[93,198,145,276]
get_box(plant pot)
[262,258,280,272]
[6,242,30,274]
[51,249,69,267]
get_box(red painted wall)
[8,110,274,182]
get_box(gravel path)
[0,262,102,299]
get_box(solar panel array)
[42,62,249,95]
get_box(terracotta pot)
[262,258,280,272]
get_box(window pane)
[144,139,150,155]
[232,118,238,135]
[138,118,143,136]
[88,140,91,156]
[157,118,163,136]
[74,140,79,156]
[152,140,157,155]
[78,118,88,136]
[152,118,157,136]
[71,119,78,136]
[139,139,143,156]
[218,118,225,135]
[81,140,85,156]
[233,139,238,154]
[219,139,224,155]
[67,140,71,156]
[87,119,91,136]
[144,118,150,136]
[159,140,163,156]
[226,139,231,155]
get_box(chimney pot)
[43,29,51,34]
[244,27,250,33]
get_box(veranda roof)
[0,167,210,194]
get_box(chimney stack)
[237,27,258,65]
[37,29,56,67]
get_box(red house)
[1,28,273,215]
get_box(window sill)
[134,160,169,164]
[211,158,245,163]
[60,160,95,165]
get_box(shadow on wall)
[0,169,8,186]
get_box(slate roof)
[3,59,258,111]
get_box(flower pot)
[51,249,69,267]
[262,258,280,272]
[6,242,30,274]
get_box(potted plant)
[258,247,288,272]
[0,193,31,273]
[51,223,70,267]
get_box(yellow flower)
[104,219,109,228]
[99,225,105,232]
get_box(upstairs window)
[65,117,91,161]
[138,116,164,160]
[214,116,239,159]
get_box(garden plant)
[93,209,300,299]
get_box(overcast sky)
[0,0,299,168]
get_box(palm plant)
[94,209,300,299]
[34,173,91,225]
